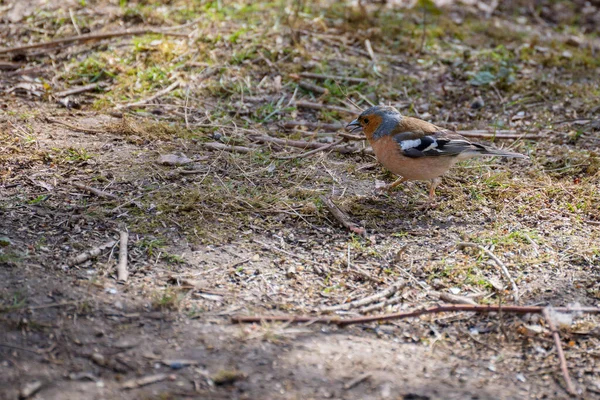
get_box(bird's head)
[346,105,402,140]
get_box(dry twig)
[277,139,344,160]
[0,29,189,55]
[117,231,129,282]
[295,100,355,114]
[320,280,406,312]
[73,182,119,200]
[202,142,253,154]
[121,373,170,390]
[116,81,180,109]
[457,242,519,302]
[320,196,367,237]
[67,240,117,266]
[55,83,108,98]
[298,81,329,95]
[45,117,105,134]
[233,304,600,326]
[298,72,368,84]
[542,308,577,396]
[281,121,343,131]
[457,130,541,140]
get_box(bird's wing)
[392,129,478,158]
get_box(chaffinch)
[346,105,528,202]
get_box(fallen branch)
[298,81,328,95]
[55,82,109,98]
[320,280,406,312]
[297,72,368,84]
[320,196,367,237]
[116,80,180,109]
[117,231,129,282]
[121,373,170,390]
[295,100,356,114]
[45,117,105,134]
[456,130,541,140]
[359,294,402,313]
[67,240,117,266]
[364,39,383,77]
[543,308,577,396]
[457,242,519,302]
[251,135,364,154]
[232,304,600,327]
[0,29,189,55]
[431,291,479,306]
[0,61,23,70]
[202,142,253,153]
[73,182,119,200]
[277,138,344,160]
[281,121,343,131]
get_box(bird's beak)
[346,119,362,134]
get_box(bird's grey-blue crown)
[360,106,402,139]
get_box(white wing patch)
[399,139,422,150]
[421,140,438,152]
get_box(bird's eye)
[363,118,369,124]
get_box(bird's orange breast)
[369,136,457,181]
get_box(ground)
[1,0,600,399]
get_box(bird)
[346,105,528,204]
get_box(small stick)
[298,72,368,84]
[364,39,383,77]
[281,121,343,131]
[432,291,479,306]
[343,373,371,390]
[542,308,577,396]
[202,142,253,154]
[55,82,108,98]
[277,138,344,160]
[232,304,600,326]
[298,81,329,95]
[67,240,117,266]
[457,242,519,302]
[117,231,129,282]
[359,294,402,313]
[0,29,189,55]
[73,182,119,200]
[320,280,406,312]
[69,9,81,36]
[0,61,23,70]
[320,196,367,237]
[121,373,169,390]
[116,80,180,109]
[45,117,105,134]
[456,130,541,140]
[295,100,356,114]
[251,135,363,154]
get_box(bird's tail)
[470,144,529,159]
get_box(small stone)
[251,254,260,262]
[286,266,296,278]
[91,353,106,366]
[470,96,485,110]
[516,373,527,383]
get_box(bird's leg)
[378,176,408,193]
[418,177,442,210]
[428,177,442,201]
